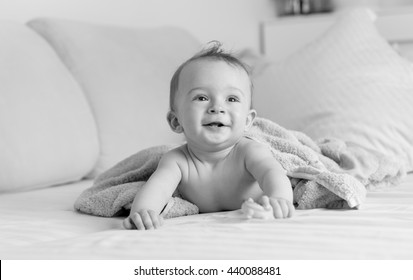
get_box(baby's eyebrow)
[187,86,246,96]
[187,87,207,95]
[226,86,245,96]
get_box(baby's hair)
[169,41,253,111]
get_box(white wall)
[0,0,276,53]
[334,0,413,10]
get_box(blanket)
[74,117,406,218]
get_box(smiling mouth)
[203,122,225,127]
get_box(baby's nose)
[208,105,225,114]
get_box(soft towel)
[74,117,406,217]
[246,118,405,209]
[74,145,198,218]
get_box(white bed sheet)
[0,175,412,260]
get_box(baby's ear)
[167,111,183,133]
[245,109,257,131]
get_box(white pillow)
[28,18,201,177]
[0,21,99,192]
[395,43,413,62]
[254,8,413,171]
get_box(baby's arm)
[245,142,294,218]
[123,151,182,230]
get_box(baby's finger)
[260,195,271,209]
[269,199,283,219]
[287,202,295,218]
[123,217,134,229]
[139,210,154,230]
[148,210,162,229]
[131,212,145,230]
[278,200,290,218]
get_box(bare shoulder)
[238,137,273,159]
[160,145,188,167]
[239,137,285,173]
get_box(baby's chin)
[188,136,242,152]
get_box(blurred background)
[0,0,412,54]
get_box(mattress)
[0,174,412,260]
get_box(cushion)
[395,42,413,62]
[253,8,413,171]
[28,18,201,177]
[0,21,99,192]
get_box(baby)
[124,42,294,230]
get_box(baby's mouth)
[203,122,225,127]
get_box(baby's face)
[172,59,256,151]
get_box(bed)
[0,174,412,259]
[1,8,413,261]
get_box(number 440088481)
[226,266,281,276]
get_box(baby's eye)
[228,96,240,102]
[194,95,208,101]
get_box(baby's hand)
[259,195,295,219]
[241,198,274,220]
[123,209,164,230]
